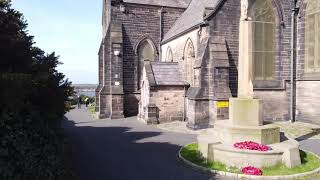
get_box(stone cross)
[241,0,249,20]
[238,0,254,98]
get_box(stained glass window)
[250,0,276,80]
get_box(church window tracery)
[250,0,276,80]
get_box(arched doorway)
[137,39,157,89]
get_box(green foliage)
[68,94,95,106]
[180,143,229,172]
[262,150,320,176]
[0,0,75,179]
[181,143,320,176]
[80,94,95,104]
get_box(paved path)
[63,109,320,180]
[63,109,232,180]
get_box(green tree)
[0,0,74,179]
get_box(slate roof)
[149,62,187,86]
[123,0,191,8]
[162,0,221,43]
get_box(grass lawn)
[180,143,320,176]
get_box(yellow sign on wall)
[218,101,229,108]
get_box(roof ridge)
[162,0,225,44]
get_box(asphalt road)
[63,108,232,180]
[63,108,320,180]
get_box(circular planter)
[178,143,320,180]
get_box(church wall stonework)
[112,3,185,93]
[296,81,320,124]
[96,2,185,118]
[296,0,320,124]
[161,29,199,63]
[254,90,290,121]
[149,87,185,123]
[208,0,241,98]
[160,30,200,93]
[97,0,320,124]
[111,3,185,117]
[208,0,295,121]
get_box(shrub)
[0,1,74,179]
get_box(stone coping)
[213,143,283,155]
[178,143,320,180]
[214,120,279,130]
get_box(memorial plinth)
[229,98,263,127]
[197,0,301,169]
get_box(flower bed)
[242,166,263,176]
[234,141,271,151]
[180,143,320,177]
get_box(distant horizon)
[12,0,102,84]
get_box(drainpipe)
[290,0,299,123]
[159,7,163,61]
[183,85,186,122]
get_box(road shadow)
[62,116,226,180]
[296,128,320,142]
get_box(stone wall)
[124,93,141,117]
[161,29,199,62]
[111,3,185,116]
[207,0,294,121]
[95,44,103,112]
[149,87,185,123]
[186,99,210,129]
[112,3,185,92]
[254,89,290,121]
[296,81,320,124]
[295,0,320,124]
[208,0,240,97]
[98,25,112,118]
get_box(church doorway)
[137,38,157,89]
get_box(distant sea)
[76,90,95,97]
[73,84,97,97]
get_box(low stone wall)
[149,87,185,123]
[296,81,320,125]
[211,144,283,168]
[186,99,210,129]
[254,90,289,121]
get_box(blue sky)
[12,0,102,84]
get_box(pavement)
[63,108,232,180]
[63,108,320,180]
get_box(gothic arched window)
[250,0,276,80]
[305,0,320,73]
[138,40,155,62]
[184,39,195,86]
[137,39,156,89]
[166,47,173,62]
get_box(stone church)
[96,0,320,128]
